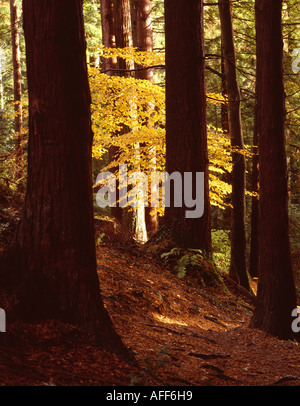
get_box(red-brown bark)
[164,0,212,253]
[10,0,22,167]
[218,0,250,291]
[3,0,134,362]
[251,0,299,341]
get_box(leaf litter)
[0,220,300,387]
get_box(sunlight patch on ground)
[152,312,188,326]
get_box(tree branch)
[100,65,165,74]
[100,64,225,79]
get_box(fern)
[161,248,204,279]
[160,247,181,261]
[174,255,189,279]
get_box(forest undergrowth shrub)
[161,247,227,292]
[211,229,231,273]
[289,203,300,300]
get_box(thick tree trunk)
[3,0,133,362]
[164,0,212,254]
[218,0,250,291]
[250,0,299,341]
[10,0,22,167]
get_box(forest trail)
[0,219,300,387]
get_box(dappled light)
[0,0,299,391]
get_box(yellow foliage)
[92,45,165,68]
[5,47,255,212]
[89,48,237,211]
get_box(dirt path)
[97,241,300,387]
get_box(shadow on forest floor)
[0,217,300,387]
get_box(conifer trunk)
[10,0,22,169]
[100,0,117,72]
[164,0,212,253]
[3,0,133,363]
[218,0,250,291]
[250,0,299,341]
[108,0,132,223]
[249,104,259,278]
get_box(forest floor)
[0,218,300,387]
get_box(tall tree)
[100,0,123,222]
[164,0,212,253]
[100,0,117,72]
[0,50,4,116]
[218,0,250,291]
[3,0,133,362]
[108,0,132,223]
[100,0,148,242]
[249,102,259,279]
[131,0,158,237]
[250,0,299,340]
[10,0,22,168]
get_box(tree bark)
[250,0,299,341]
[131,0,158,237]
[100,0,117,72]
[218,0,250,291]
[100,0,122,222]
[220,43,229,135]
[164,0,212,254]
[0,57,4,116]
[107,0,132,223]
[249,100,259,278]
[3,0,133,362]
[10,0,22,167]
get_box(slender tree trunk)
[289,141,300,205]
[10,0,22,168]
[249,100,259,278]
[100,0,123,222]
[250,0,299,341]
[131,0,158,237]
[220,44,229,135]
[164,0,212,254]
[3,0,133,362]
[100,0,147,242]
[100,0,117,72]
[107,0,132,223]
[218,0,250,291]
[0,57,4,117]
[111,0,148,242]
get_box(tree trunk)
[100,0,117,72]
[3,0,133,363]
[249,99,259,278]
[131,0,158,237]
[250,0,299,341]
[100,0,122,222]
[220,43,229,135]
[10,0,22,168]
[164,0,212,254]
[111,0,148,243]
[108,0,132,223]
[218,0,250,291]
[0,57,4,117]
